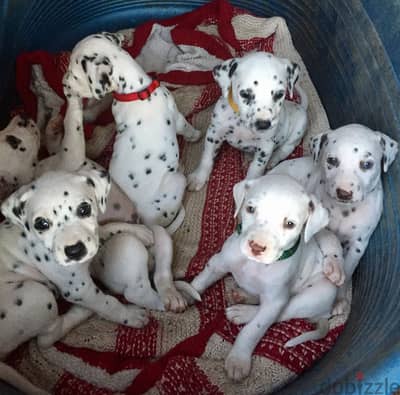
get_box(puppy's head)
[310,124,398,203]
[213,52,300,133]
[63,32,124,100]
[0,115,40,195]
[233,174,328,264]
[1,168,111,266]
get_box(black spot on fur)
[87,177,95,187]
[228,61,238,78]
[6,135,22,149]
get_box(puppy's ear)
[213,58,239,98]
[233,179,255,218]
[309,131,330,163]
[81,55,115,99]
[1,184,33,228]
[374,131,398,172]
[78,166,111,213]
[100,32,124,47]
[303,194,329,243]
[282,60,300,99]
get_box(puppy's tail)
[284,318,329,348]
[0,362,49,395]
[295,84,308,111]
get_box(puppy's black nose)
[64,241,87,260]
[336,188,353,201]
[255,119,271,130]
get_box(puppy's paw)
[184,127,202,142]
[226,304,258,325]
[225,349,252,381]
[332,297,351,316]
[160,286,188,313]
[123,306,149,328]
[174,280,201,306]
[187,170,207,191]
[323,255,345,286]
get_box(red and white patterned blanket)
[8,1,347,393]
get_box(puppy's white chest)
[231,260,287,296]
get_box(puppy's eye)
[273,91,285,102]
[326,157,339,167]
[34,217,51,231]
[246,205,256,214]
[283,219,296,229]
[76,202,92,218]
[359,160,374,171]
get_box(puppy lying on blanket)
[270,124,398,313]
[0,169,199,395]
[188,52,308,191]
[62,32,201,232]
[189,174,343,381]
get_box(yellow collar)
[228,86,239,113]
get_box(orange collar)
[228,86,239,113]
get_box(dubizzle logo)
[322,371,400,394]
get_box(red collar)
[112,79,160,102]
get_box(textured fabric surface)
[9,1,348,393]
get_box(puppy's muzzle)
[64,241,88,261]
[248,240,267,256]
[336,188,353,201]
[255,119,271,131]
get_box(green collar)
[278,236,301,261]
[236,222,301,261]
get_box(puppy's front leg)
[191,237,238,296]
[333,237,369,315]
[225,293,287,381]
[60,270,148,328]
[246,143,274,179]
[187,127,225,191]
[315,229,345,286]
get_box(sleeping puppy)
[188,51,308,191]
[270,124,398,313]
[189,174,343,380]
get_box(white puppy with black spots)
[188,52,308,191]
[0,115,40,202]
[62,32,201,232]
[270,124,398,313]
[0,169,199,394]
[189,174,343,381]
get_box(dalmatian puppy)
[61,32,201,232]
[189,174,343,381]
[270,124,398,313]
[0,169,148,394]
[188,52,308,191]
[0,115,40,202]
[0,169,199,394]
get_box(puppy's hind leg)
[37,306,93,348]
[279,278,337,347]
[142,171,187,233]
